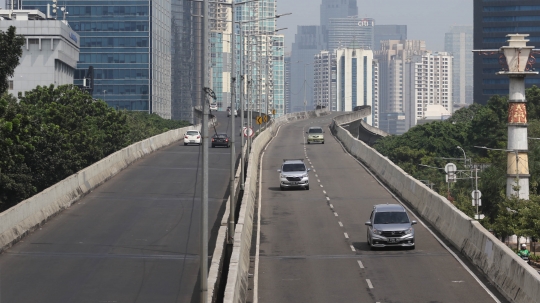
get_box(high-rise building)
[409,52,453,128]
[320,0,358,29]
[171,0,195,121]
[445,26,473,107]
[314,50,337,110]
[473,0,540,105]
[237,1,285,117]
[327,17,375,51]
[374,25,407,51]
[373,59,380,127]
[24,0,173,119]
[375,40,426,134]
[284,55,291,114]
[336,48,375,125]
[2,10,80,98]
[290,25,326,112]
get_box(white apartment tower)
[336,47,374,125]
[314,50,337,111]
[410,52,453,126]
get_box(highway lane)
[0,112,241,303]
[252,114,508,303]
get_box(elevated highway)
[248,113,506,303]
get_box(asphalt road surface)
[0,112,241,303]
[250,114,508,303]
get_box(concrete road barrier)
[330,112,540,303]
[0,120,215,254]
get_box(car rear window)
[373,212,409,224]
[215,134,227,138]
[187,131,199,136]
[309,128,323,134]
[282,163,306,172]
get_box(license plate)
[388,238,398,243]
[190,140,195,143]
[289,182,298,185]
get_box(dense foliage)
[374,86,540,243]
[0,26,25,94]
[0,85,189,211]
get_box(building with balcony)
[314,50,337,111]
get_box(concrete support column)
[507,76,529,199]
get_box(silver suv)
[365,204,417,249]
[277,159,310,190]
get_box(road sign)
[445,163,457,174]
[445,174,456,183]
[472,199,482,206]
[272,109,276,115]
[263,115,268,122]
[474,214,485,220]
[256,116,263,125]
[471,190,482,200]
[243,127,254,137]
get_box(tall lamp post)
[474,34,538,199]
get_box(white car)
[184,130,201,146]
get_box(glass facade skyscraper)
[327,17,374,51]
[474,0,540,105]
[24,0,172,118]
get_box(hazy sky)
[276,0,473,53]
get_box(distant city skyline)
[277,0,472,53]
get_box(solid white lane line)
[329,204,334,209]
[366,279,374,289]
[357,260,364,269]
[254,122,285,303]
[334,212,338,217]
[334,133,501,303]
[338,221,343,227]
[344,232,349,239]
[350,245,356,252]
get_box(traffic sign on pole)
[243,127,254,137]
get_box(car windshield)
[187,131,199,136]
[282,163,306,172]
[373,212,410,224]
[309,128,323,134]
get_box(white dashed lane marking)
[334,212,338,217]
[326,197,330,201]
[366,279,374,289]
[357,260,364,269]
[338,221,343,227]
[320,184,323,188]
[350,245,356,252]
[344,233,349,239]
[322,190,326,194]
[329,204,334,209]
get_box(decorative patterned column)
[499,34,538,199]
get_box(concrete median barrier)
[0,120,215,254]
[330,112,540,303]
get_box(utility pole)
[228,0,236,243]
[200,0,209,301]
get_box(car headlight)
[302,174,308,178]
[372,228,382,235]
[405,227,413,235]
[280,174,286,178]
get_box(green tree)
[0,26,25,94]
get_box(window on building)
[8,80,13,90]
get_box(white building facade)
[411,52,453,127]
[314,50,336,111]
[1,10,80,98]
[336,48,374,125]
